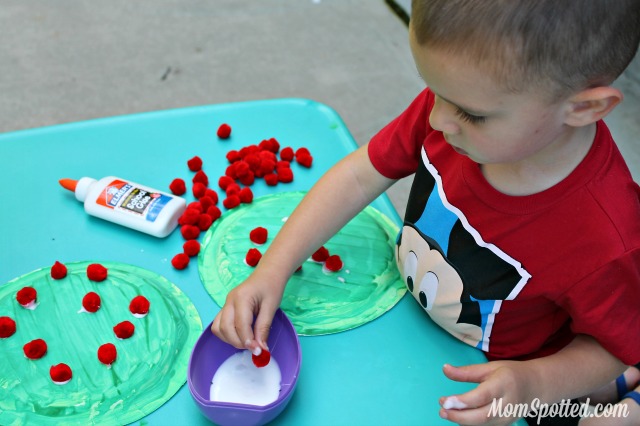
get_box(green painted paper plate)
[0,261,202,426]
[198,191,405,335]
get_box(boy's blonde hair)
[411,0,640,99]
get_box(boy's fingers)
[233,300,257,351]
[441,366,515,419]
[253,302,278,350]
[440,390,512,425]
[217,306,245,349]
[210,313,221,337]
[443,363,495,383]
[440,404,504,426]
[440,384,495,415]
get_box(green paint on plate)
[198,192,405,335]
[0,261,202,425]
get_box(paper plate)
[199,191,405,335]
[0,261,202,425]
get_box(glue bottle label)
[96,179,173,222]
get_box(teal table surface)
[0,99,495,425]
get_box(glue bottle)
[59,176,186,238]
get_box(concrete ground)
[1,1,638,218]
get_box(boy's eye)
[455,107,486,125]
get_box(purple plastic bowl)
[188,309,301,426]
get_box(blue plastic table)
[0,99,493,425]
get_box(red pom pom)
[187,156,203,171]
[259,150,277,162]
[239,187,254,204]
[239,145,260,158]
[267,137,280,153]
[252,349,271,368]
[218,175,236,191]
[223,195,241,209]
[187,201,203,213]
[192,170,209,187]
[312,247,330,262]
[129,295,150,316]
[280,147,295,162]
[0,316,16,338]
[207,206,222,221]
[199,195,215,212]
[277,167,294,183]
[98,343,117,366]
[276,160,291,169]
[192,182,207,199]
[82,292,101,313]
[183,240,201,257]
[113,320,135,339]
[244,154,261,172]
[233,161,250,178]
[264,173,279,186]
[17,287,37,307]
[204,189,219,204]
[245,248,262,267]
[226,150,241,163]
[296,153,313,168]
[50,261,67,279]
[87,264,108,282]
[169,178,186,195]
[249,145,262,156]
[217,123,232,139]
[250,227,268,245]
[325,255,343,272]
[259,137,280,153]
[178,208,200,226]
[226,183,241,197]
[238,171,255,186]
[171,253,190,270]
[259,159,276,176]
[295,147,311,158]
[225,165,238,180]
[197,213,214,231]
[181,225,200,240]
[24,338,48,359]
[50,363,72,384]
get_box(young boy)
[212,1,640,424]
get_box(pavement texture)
[1,1,638,217]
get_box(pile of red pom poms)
[168,123,313,270]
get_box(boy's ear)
[564,86,623,126]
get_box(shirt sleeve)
[368,88,434,180]
[557,248,640,365]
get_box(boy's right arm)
[211,144,397,352]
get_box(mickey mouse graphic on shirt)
[396,148,531,352]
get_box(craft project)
[199,191,405,335]
[0,261,202,425]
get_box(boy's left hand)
[439,361,533,425]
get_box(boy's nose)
[429,96,460,135]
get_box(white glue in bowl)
[188,309,301,426]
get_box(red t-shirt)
[369,88,640,364]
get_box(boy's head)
[410,0,640,100]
